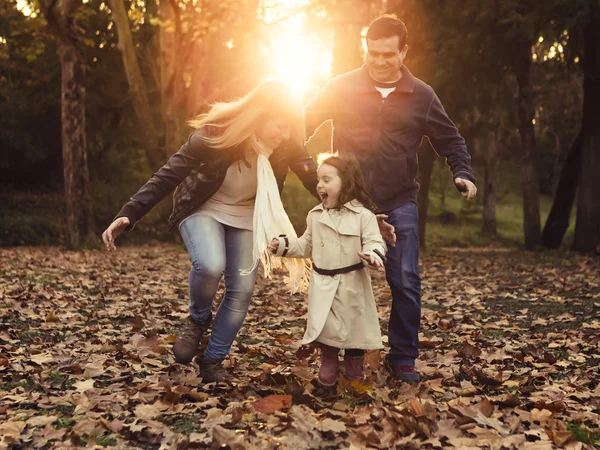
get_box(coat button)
[333,241,339,246]
[320,241,324,247]
[320,275,325,280]
[334,275,339,280]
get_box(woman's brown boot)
[199,357,232,383]
[318,344,340,386]
[172,315,211,364]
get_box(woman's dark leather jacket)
[116,129,319,231]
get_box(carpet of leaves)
[1,244,599,449]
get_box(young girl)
[270,153,386,386]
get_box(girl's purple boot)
[344,354,365,381]
[318,344,340,386]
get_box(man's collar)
[359,65,415,94]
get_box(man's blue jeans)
[179,214,258,360]
[384,201,422,369]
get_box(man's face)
[365,36,408,83]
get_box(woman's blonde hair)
[189,79,305,149]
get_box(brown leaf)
[546,429,573,447]
[543,352,557,364]
[409,398,425,417]
[472,368,502,387]
[0,420,26,438]
[458,341,482,358]
[129,316,145,332]
[480,398,494,417]
[290,364,314,381]
[253,394,292,414]
[319,418,346,432]
[27,415,58,427]
[45,310,59,323]
[365,349,381,369]
[295,345,316,360]
[499,394,521,407]
[211,425,246,450]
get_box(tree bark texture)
[481,129,498,235]
[542,131,582,249]
[515,42,542,249]
[108,0,162,170]
[40,0,92,249]
[573,10,600,253]
[159,0,188,157]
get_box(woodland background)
[0,0,598,253]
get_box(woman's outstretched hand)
[358,252,385,272]
[268,238,279,254]
[102,217,130,251]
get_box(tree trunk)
[542,131,582,248]
[40,0,92,249]
[107,0,162,170]
[515,42,542,249]
[573,11,600,253]
[160,0,186,156]
[331,2,371,76]
[417,139,435,249]
[482,128,498,235]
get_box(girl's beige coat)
[276,201,386,349]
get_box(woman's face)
[256,117,292,149]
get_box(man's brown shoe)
[199,357,232,383]
[172,315,211,364]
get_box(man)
[305,15,477,382]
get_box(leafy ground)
[0,245,599,449]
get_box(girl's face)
[317,163,343,209]
[256,117,292,149]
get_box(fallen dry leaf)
[0,245,597,448]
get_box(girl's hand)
[358,252,385,272]
[102,217,130,251]
[268,238,279,254]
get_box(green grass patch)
[95,433,118,447]
[53,417,76,430]
[567,422,600,448]
[158,414,207,434]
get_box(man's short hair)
[366,15,408,49]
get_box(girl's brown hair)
[317,152,378,213]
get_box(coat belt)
[313,262,364,276]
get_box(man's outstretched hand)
[376,214,396,247]
[454,178,477,200]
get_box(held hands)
[102,217,131,251]
[358,252,385,272]
[376,214,396,247]
[268,238,279,254]
[454,178,477,200]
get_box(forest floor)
[1,244,599,449]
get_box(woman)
[102,80,319,382]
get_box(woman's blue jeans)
[179,214,258,359]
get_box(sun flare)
[265,12,332,99]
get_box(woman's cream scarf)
[240,136,311,293]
